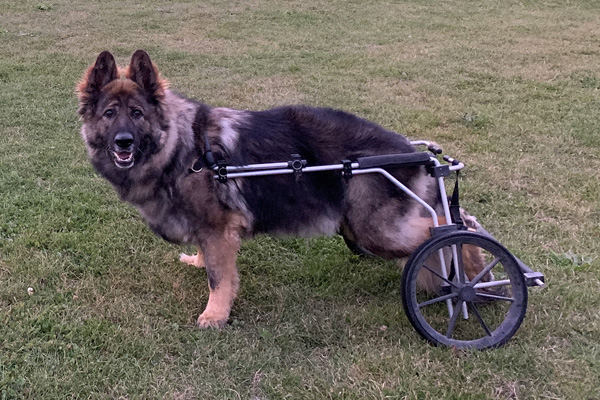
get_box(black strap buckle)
[427,164,450,178]
[217,160,228,184]
[288,154,306,180]
[342,159,353,179]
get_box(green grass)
[1,0,599,398]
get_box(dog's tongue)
[116,152,131,160]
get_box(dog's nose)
[115,132,134,149]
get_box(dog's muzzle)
[113,132,135,169]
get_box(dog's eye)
[103,109,115,118]
[131,109,143,119]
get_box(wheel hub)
[458,286,477,302]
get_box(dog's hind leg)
[347,206,488,292]
[406,215,490,293]
[344,174,490,292]
[196,227,242,329]
[179,249,205,268]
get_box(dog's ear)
[126,50,168,103]
[77,51,118,116]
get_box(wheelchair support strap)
[449,171,463,225]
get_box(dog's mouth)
[113,151,135,169]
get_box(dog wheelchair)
[205,140,545,349]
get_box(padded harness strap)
[355,152,433,169]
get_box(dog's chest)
[135,198,194,245]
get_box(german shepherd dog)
[77,50,487,328]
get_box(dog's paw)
[196,311,228,329]
[179,252,204,268]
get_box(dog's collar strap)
[202,127,218,170]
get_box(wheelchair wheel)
[401,231,527,349]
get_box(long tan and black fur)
[77,50,486,328]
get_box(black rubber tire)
[401,231,528,349]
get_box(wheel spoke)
[470,257,501,286]
[476,293,514,302]
[418,292,458,308]
[422,264,459,288]
[468,302,492,336]
[446,299,464,338]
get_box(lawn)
[1,0,599,398]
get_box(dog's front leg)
[196,233,240,329]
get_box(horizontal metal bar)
[227,162,290,172]
[474,275,545,290]
[220,163,362,179]
[225,169,293,178]
[303,164,360,172]
[473,279,511,289]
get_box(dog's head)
[77,50,168,172]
